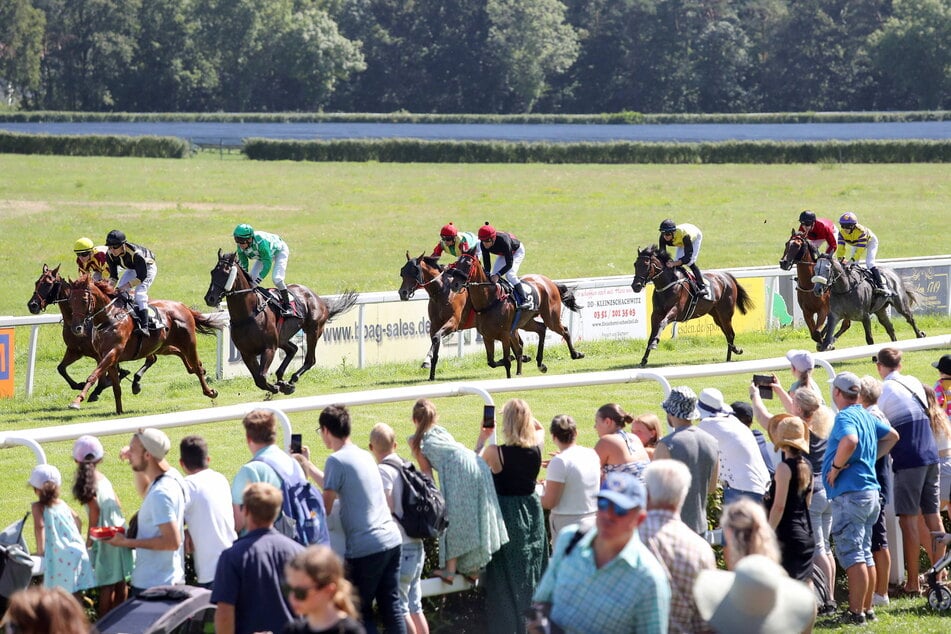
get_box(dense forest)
[1,0,948,114]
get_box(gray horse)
[811,254,925,351]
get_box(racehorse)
[205,250,359,396]
[811,254,925,351]
[445,252,584,378]
[779,231,850,349]
[67,275,224,415]
[631,245,753,367]
[398,252,477,381]
[27,264,151,401]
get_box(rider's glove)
[252,277,262,286]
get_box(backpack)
[253,453,329,546]
[382,456,448,539]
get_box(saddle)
[119,296,166,332]
[261,288,301,319]
[497,278,538,311]
[679,267,707,299]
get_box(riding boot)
[690,263,709,297]
[279,289,295,317]
[134,306,150,337]
[512,281,531,309]
[870,267,892,296]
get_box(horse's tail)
[326,289,359,321]
[556,283,583,313]
[899,277,919,307]
[732,276,754,315]
[193,309,226,335]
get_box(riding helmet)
[659,219,677,233]
[440,223,458,239]
[478,222,497,241]
[74,237,95,254]
[799,210,816,224]
[233,223,255,240]
[838,212,858,227]
[105,230,126,246]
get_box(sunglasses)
[76,250,93,257]
[234,238,251,245]
[441,236,455,242]
[597,497,632,516]
[284,584,316,600]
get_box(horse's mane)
[641,244,671,263]
[421,255,443,271]
[68,275,120,298]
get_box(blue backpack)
[254,453,329,546]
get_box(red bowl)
[90,526,125,540]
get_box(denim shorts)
[722,487,764,507]
[831,489,880,569]
[398,540,425,615]
[808,476,833,554]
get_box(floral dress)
[42,500,96,592]
[87,474,134,585]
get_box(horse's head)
[631,246,663,293]
[398,252,425,300]
[446,253,480,294]
[28,264,65,314]
[205,249,244,307]
[811,254,836,296]
[779,231,816,271]
[67,275,110,336]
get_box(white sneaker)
[872,593,890,606]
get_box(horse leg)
[71,353,123,414]
[504,336,521,377]
[427,318,457,381]
[710,309,742,362]
[520,320,548,373]
[243,348,280,394]
[871,310,896,342]
[57,348,86,391]
[819,313,839,351]
[274,339,298,387]
[131,355,157,395]
[833,318,851,345]
[890,296,926,339]
[803,304,821,345]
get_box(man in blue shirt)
[823,372,898,625]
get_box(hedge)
[0,131,190,158]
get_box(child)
[71,435,134,615]
[282,545,366,634]
[29,464,96,597]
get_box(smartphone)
[753,374,773,399]
[482,404,496,428]
[290,433,302,454]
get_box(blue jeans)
[722,487,764,507]
[398,541,425,615]
[831,489,881,569]
[347,544,406,634]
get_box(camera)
[290,433,302,454]
[482,404,496,428]
[753,374,773,399]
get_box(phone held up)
[752,374,773,399]
[482,404,496,428]
[290,433,303,454]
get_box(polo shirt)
[822,404,891,497]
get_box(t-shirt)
[283,616,366,634]
[323,443,402,559]
[698,414,770,495]
[879,371,939,470]
[184,468,237,584]
[545,445,600,518]
[822,404,892,498]
[378,454,423,545]
[132,468,187,589]
[231,445,294,506]
[658,426,719,535]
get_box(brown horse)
[67,275,223,414]
[205,250,358,395]
[445,252,584,378]
[27,264,152,401]
[779,230,850,349]
[631,245,753,366]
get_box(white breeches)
[249,246,290,290]
[490,244,526,287]
[118,263,156,311]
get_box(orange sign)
[0,328,13,398]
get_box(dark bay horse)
[631,245,753,366]
[779,231,850,349]
[446,253,584,378]
[205,250,358,395]
[67,275,223,414]
[27,264,151,401]
[398,252,476,381]
[811,254,925,351]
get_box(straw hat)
[771,416,810,454]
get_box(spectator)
[408,398,507,583]
[631,413,662,459]
[692,554,816,634]
[28,464,96,596]
[764,416,815,583]
[478,398,547,634]
[179,435,236,590]
[719,498,780,569]
[540,414,600,540]
[530,473,671,634]
[212,482,304,634]
[296,405,405,634]
[785,349,825,404]
[934,353,951,417]
[369,423,428,634]
[70,434,133,614]
[924,384,951,526]
[697,388,770,506]
[641,460,716,634]
[105,428,188,596]
[823,372,898,625]
[654,386,719,535]
[730,400,775,476]
[283,545,366,634]
[593,403,651,481]
[875,347,943,595]
[0,586,90,634]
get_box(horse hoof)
[68,401,81,410]
[539,365,548,374]
[264,392,274,401]
[88,392,100,403]
[208,389,219,399]
[734,348,744,355]
[118,368,131,380]
[421,360,431,369]
[280,384,296,395]
[918,331,927,338]
[132,383,142,395]
[572,351,585,360]
[639,360,648,368]
[521,355,531,363]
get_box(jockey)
[834,212,891,296]
[430,222,478,260]
[73,237,109,281]
[658,218,708,297]
[104,229,157,337]
[796,210,837,254]
[478,222,530,309]
[233,223,294,316]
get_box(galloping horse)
[446,252,584,378]
[631,245,753,366]
[779,231,850,349]
[205,250,358,396]
[811,254,925,351]
[67,275,223,415]
[27,265,151,401]
[398,252,477,381]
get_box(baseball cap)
[73,435,105,462]
[785,350,815,373]
[28,464,62,489]
[831,372,861,397]
[934,354,951,376]
[730,401,754,425]
[136,427,171,459]
[598,472,647,511]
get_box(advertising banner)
[0,328,13,398]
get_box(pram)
[924,531,951,611]
[0,513,35,615]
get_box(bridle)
[32,276,67,311]
[633,252,685,292]
[401,258,446,298]
[209,256,257,299]
[449,253,494,289]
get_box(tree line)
[1,0,948,114]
